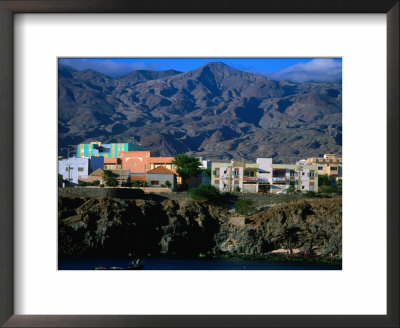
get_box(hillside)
[58,62,342,161]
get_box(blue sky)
[59,58,342,83]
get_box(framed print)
[1,1,399,327]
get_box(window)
[145,153,150,157]
[309,186,314,191]
[78,167,84,172]
[302,186,305,189]
[302,172,305,176]
[132,163,136,167]
[331,167,338,171]
[318,166,323,170]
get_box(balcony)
[243,176,257,182]
[272,177,288,182]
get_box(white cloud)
[58,59,159,77]
[269,59,342,83]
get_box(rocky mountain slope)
[58,195,342,260]
[58,62,342,161]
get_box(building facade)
[305,154,342,179]
[211,158,318,193]
[58,157,90,185]
[271,164,319,192]
[211,160,259,193]
[146,166,177,189]
[256,158,273,193]
[104,157,122,170]
[120,151,177,174]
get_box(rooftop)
[147,166,176,174]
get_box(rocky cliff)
[59,196,341,260]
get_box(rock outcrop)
[59,196,341,260]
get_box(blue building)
[77,141,145,158]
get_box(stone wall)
[58,187,145,199]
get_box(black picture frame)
[0,1,398,327]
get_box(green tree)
[172,154,202,184]
[121,181,133,187]
[102,170,118,187]
[91,180,100,186]
[203,168,211,179]
[318,174,331,187]
[165,180,172,188]
[189,184,220,202]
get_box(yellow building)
[305,154,342,178]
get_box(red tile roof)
[147,166,176,174]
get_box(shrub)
[318,174,331,186]
[106,177,119,187]
[189,184,220,202]
[305,191,317,198]
[91,180,100,186]
[121,181,133,187]
[99,184,105,188]
[234,198,255,215]
[234,186,241,192]
[160,184,166,188]
[320,185,341,194]
[165,181,172,188]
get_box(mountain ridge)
[58,62,342,162]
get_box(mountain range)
[58,62,342,162]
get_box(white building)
[198,157,212,169]
[58,157,90,185]
[271,164,319,193]
[256,158,273,193]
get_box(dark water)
[58,257,341,270]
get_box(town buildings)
[63,140,338,194]
[211,158,319,193]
